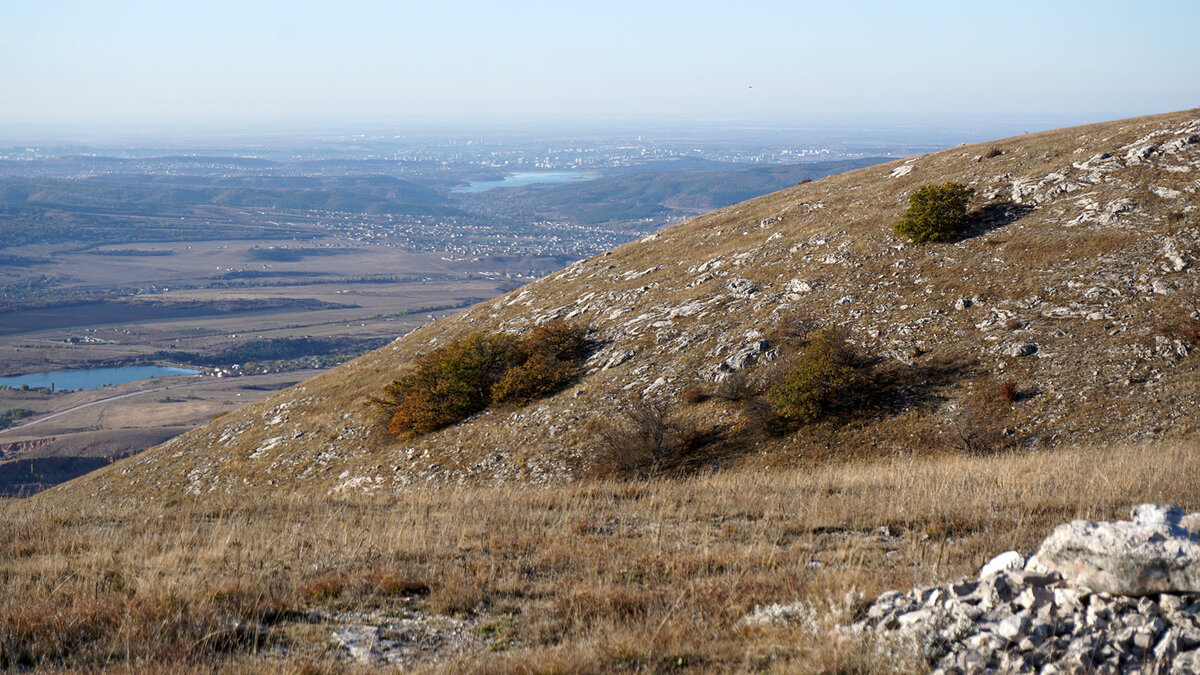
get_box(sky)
[1,0,1198,137]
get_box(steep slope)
[47,110,1200,503]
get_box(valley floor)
[3,439,1198,672]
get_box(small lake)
[0,365,201,392]
[452,171,591,193]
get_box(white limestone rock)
[725,277,759,299]
[1004,342,1038,357]
[1035,504,1200,595]
[1151,185,1184,199]
[980,550,1025,579]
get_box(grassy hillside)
[6,109,1200,671]
[41,108,1198,503]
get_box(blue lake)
[0,365,201,392]
[453,171,591,193]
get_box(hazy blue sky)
[2,0,1197,135]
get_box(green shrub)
[767,330,867,426]
[381,321,588,436]
[384,332,522,436]
[893,182,974,244]
[491,320,589,405]
[491,359,578,406]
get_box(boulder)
[1005,342,1038,357]
[980,550,1025,579]
[1035,504,1200,595]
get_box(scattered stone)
[328,609,479,668]
[784,278,813,299]
[725,277,760,298]
[853,506,1200,673]
[890,165,916,178]
[998,615,1030,642]
[980,550,1025,579]
[1005,342,1038,357]
[1151,184,1184,199]
[1126,142,1158,164]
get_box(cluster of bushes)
[0,408,34,430]
[583,314,1034,477]
[587,328,874,479]
[379,321,588,437]
[160,336,386,368]
[893,182,974,244]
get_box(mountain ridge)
[42,109,1200,505]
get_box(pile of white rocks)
[855,505,1200,674]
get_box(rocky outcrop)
[327,609,479,668]
[1037,505,1200,596]
[853,505,1200,674]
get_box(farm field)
[0,234,524,494]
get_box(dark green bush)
[893,182,974,244]
[381,321,588,436]
[766,330,868,426]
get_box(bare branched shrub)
[983,146,1004,159]
[772,314,816,345]
[1162,281,1200,348]
[712,371,755,402]
[740,395,789,439]
[588,398,700,479]
[949,405,1011,455]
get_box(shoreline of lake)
[0,365,202,392]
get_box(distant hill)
[0,173,463,247]
[0,173,458,217]
[458,158,886,226]
[39,109,1200,503]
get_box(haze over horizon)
[2,0,1198,141]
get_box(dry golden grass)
[5,439,1199,672]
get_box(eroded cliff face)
[50,110,1200,503]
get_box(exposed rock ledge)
[1037,504,1200,596]
[750,505,1200,673]
[854,505,1200,673]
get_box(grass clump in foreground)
[379,320,588,436]
[893,182,974,244]
[2,440,1198,671]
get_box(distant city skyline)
[2,0,1197,139]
